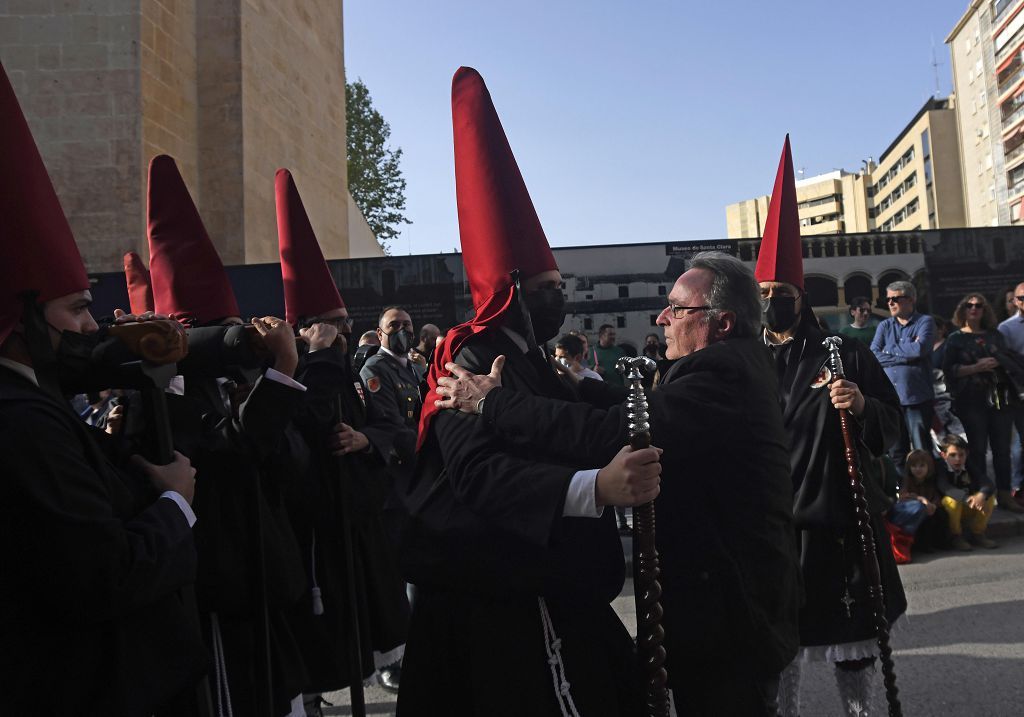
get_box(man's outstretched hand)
[434,355,505,413]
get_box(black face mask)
[386,329,415,356]
[524,288,567,344]
[763,295,798,333]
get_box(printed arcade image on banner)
[922,228,1024,319]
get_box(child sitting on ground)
[886,449,949,562]
[937,434,997,550]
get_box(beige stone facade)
[725,98,965,237]
[0,0,380,273]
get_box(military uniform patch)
[811,364,832,389]
[366,376,381,393]
[354,382,366,405]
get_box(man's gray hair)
[886,280,916,301]
[687,251,762,338]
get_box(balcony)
[1005,139,1024,168]
[997,28,1024,66]
[1003,103,1024,134]
[1009,182,1024,201]
[996,0,1018,25]
[999,61,1024,100]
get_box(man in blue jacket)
[871,280,936,468]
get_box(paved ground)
[323,534,1024,716]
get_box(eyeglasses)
[964,302,985,309]
[1015,296,1024,302]
[666,304,711,318]
[885,296,910,305]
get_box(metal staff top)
[617,356,657,448]
[822,335,847,381]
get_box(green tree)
[346,78,410,253]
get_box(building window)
[585,294,593,300]
[583,317,593,330]
[618,286,629,298]
[649,315,659,326]
[616,316,626,328]
[657,285,667,296]
[921,128,930,159]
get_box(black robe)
[167,370,311,715]
[397,329,641,717]
[287,346,410,692]
[472,337,802,687]
[768,323,907,648]
[0,367,207,715]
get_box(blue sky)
[344,1,970,255]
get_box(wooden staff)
[616,356,669,717]
[822,336,902,717]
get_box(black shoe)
[378,662,401,694]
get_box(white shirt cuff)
[160,491,197,528]
[563,469,604,518]
[264,367,307,392]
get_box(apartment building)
[872,97,966,232]
[725,98,964,238]
[948,0,1024,225]
[726,170,873,239]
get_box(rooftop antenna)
[931,36,942,98]
[798,166,806,180]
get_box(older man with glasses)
[871,280,936,470]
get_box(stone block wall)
[0,0,368,272]
[0,0,143,273]
[140,0,199,259]
[240,0,349,263]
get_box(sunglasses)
[1016,296,1024,302]
[964,302,985,309]
[885,296,909,304]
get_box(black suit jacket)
[480,337,802,679]
[0,367,207,715]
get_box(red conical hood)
[754,135,804,290]
[275,169,344,325]
[147,155,240,324]
[452,66,557,310]
[123,251,154,315]
[0,60,89,345]
[419,67,558,449]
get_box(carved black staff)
[822,336,902,717]
[616,356,669,717]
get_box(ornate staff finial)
[822,335,847,380]
[617,355,669,717]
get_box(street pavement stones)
[322,535,1024,716]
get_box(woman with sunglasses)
[942,294,1024,518]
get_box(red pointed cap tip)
[753,135,804,291]
[0,59,89,345]
[147,154,239,323]
[123,251,154,315]
[451,65,557,311]
[275,169,344,324]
